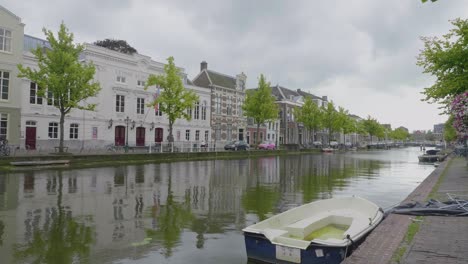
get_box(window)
[195,130,200,141]
[137,80,145,87]
[227,97,232,115]
[238,98,243,116]
[227,124,232,141]
[47,90,55,106]
[205,130,209,142]
[0,71,9,100]
[137,98,144,114]
[185,129,190,141]
[116,95,125,112]
[30,82,43,105]
[116,76,126,84]
[155,104,162,116]
[187,107,192,118]
[0,113,7,139]
[48,122,58,139]
[194,101,200,120]
[215,123,221,140]
[202,101,207,120]
[215,95,221,114]
[69,123,79,139]
[0,28,12,53]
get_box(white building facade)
[19,41,211,151]
[0,5,24,146]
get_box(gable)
[193,71,211,88]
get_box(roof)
[193,69,237,89]
[0,5,22,23]
[296,89,322,100]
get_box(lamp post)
[125,116,130,148]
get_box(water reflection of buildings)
[0,159,260,262]
[0,154,383,263]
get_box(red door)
[155,128,163,143]
[25,127,36,150]
[136,127,145,146]
[115,126,125,146]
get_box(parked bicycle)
[106,144,121,152]
[0,138,10,156]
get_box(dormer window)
[116,76,126,84]
[0,28,12,53]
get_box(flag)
[154,86,160,111]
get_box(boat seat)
[263,228,289,241]
[284,213,335,240]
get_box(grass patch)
[428,157,453,200]
[391,216,423,263]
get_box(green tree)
[321,101,340,144]
[362,116,383,143]
[444,116,457,142]
[94,39,137,54]
[295,97,323,143]
[18,23,101,153]
[417,18,468,109]
[335,107,352,143]
[243,74,278,145]
[145,56,199,142]
[389,128,410,141]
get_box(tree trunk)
[167,120,174,142]
[256,123,260,148]
[59,111,65,153]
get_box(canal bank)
[343,156,468,264]
[0,149,322,171]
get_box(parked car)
[224,140,250,151]
[313,141,322,147]
[329,141,339,147]
[258,141,276,150]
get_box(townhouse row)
[0,5,337,151]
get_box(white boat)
[243,196,384,264]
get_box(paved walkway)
[403,157,468,264]
[343,157,468,264]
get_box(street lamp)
[124,116,130,147]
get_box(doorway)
[136,127,145,146]
[115,126,125,146]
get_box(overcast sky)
[5,0,466,131]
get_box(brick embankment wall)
[342,158,448,264]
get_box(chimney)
[200,61,208,71]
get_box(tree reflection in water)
[14,172,94,264]
[146,165,194,258]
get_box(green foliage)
[362,116,384,142]
[94,39,137,54]
[145,56,199,142]
[295,97,323,141]
[417,18,468,109]
[444,116,457,142]
[389,128,410,141]
[17,23,101,152]
[243,74,278,144]
[321,101,340,143]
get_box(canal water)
[0,147,435,264]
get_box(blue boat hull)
[244,232,347,264]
